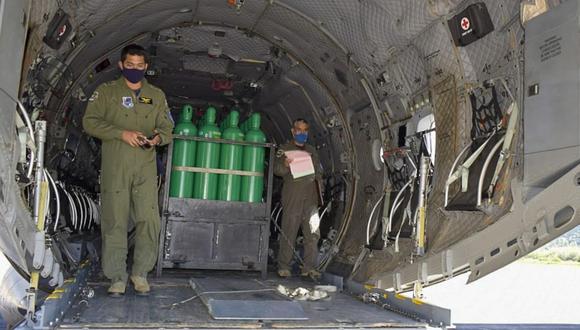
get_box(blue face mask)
[294,132,308,144]
[122,67,145,83]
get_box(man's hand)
[284,158,291,167]
[121,130,147,147]
[147,130,161,146]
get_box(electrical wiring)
[63,184,77,231]
[319,201,331,221]
[366,194,385,245]
[74,191,85,231]
[321,174,356,268]
[274,205,283,232]
[44,170,60,233]
[44,174,51,226]
[388,178,413,237]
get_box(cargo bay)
[2,1,580,329]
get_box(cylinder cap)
[249,113,261,130]
[180,105,193,122]
[205,106,217,124]
[228,111,240,127]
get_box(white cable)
[396,180,417,253]
[81,193,89,229]
[388,177,414,252]
[93,198,100,225]
[70,190,79,230]
[44,175,51,226]
[395,207,413,253]
[82,193,90,229]
[270,204,280,218]
[77,192,86,230]
[85,194,94,229]
[274,206,283,232]
[87,195,95,228]
[73,191,85,231]
[319,202,331,221]
[45,170,61,232]
[26,144,36,180]
[389,178,413,234]
[406,153,417,178]
[366,194,385,245]
[64,185,77,230]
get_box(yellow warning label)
[46,292,63,300]
[412,298,424,305]
[364,284,375,290]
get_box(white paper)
[285,150,315,179]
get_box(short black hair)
[293,118,309,126]
[121,44,148,63]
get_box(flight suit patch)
[138,96,153,104]
[122,96,134,109]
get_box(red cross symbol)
[58,24,67,37]
[460,17,470,31]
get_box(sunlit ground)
[407,260,580,325]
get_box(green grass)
[522,246,580,265]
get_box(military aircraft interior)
[1,0,580,329]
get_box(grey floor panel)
[191,275,307,320]
[207,300,307,320]
[59,270,425,329]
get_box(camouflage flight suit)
[274,142,322,273]
[82,77,174,282]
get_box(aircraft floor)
[57,269,425,329]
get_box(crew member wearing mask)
[83,44,174,297]
[274,118,323,280]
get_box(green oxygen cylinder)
[193,107,222,200]
[240,113,267,202]
[217,111,245,201]
[169,105,197,198]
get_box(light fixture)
[208,42,222,58]
[178,8,192,13]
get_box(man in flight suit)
[83,44,174,297]
[274,118,323,279]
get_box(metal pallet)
[156,136,276,278]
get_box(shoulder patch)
[276,149,285,158]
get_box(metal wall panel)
[524,0,580,189]
[0,0,35,271]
